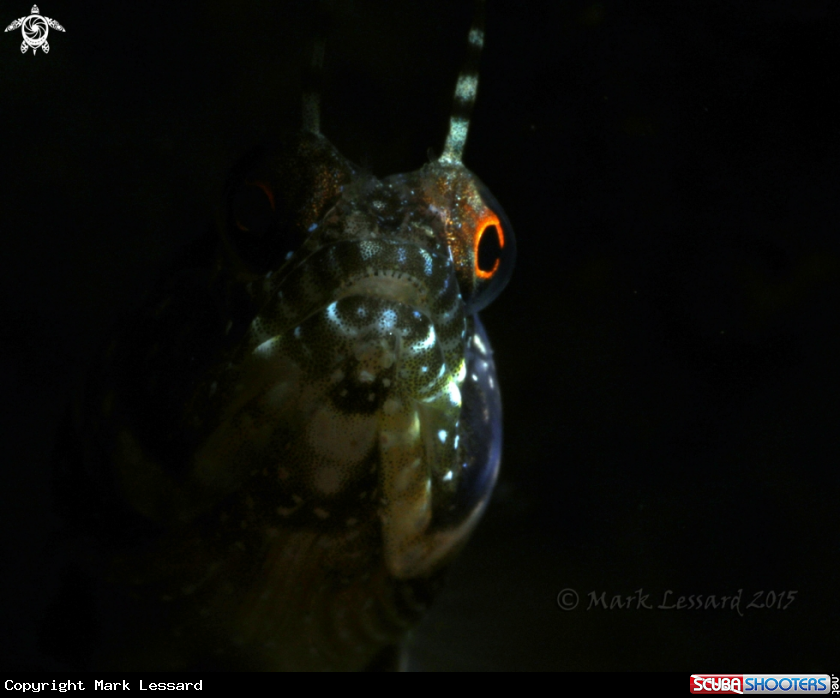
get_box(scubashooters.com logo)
[4,5,64,55]
[690,674,837,695]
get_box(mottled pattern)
[65,7,514,671]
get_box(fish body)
[55,3,514,671]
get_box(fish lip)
[334,270,431,312]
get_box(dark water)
[2,0,839,671]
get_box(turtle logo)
[5,5,64,55]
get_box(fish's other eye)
[232,181,275,237]
[223,149,303,274]
[463,181,516,314]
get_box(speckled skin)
[62,126,512,670]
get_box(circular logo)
[21,14,47,49]
[556,588,579,611]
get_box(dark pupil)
[233,183,274,236]
[477,224,502,273]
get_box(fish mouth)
[334,271,430,313]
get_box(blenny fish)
[53,0,514,671]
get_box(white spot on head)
[380,308,398,331]
[437,429,447,444]
[443,470,454,482]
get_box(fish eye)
[463,181,516,314]
[224,148,302,273]
[475,218,503,279]
[232,181,275,237]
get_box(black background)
[2,0,839,671]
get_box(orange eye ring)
[474,211,504,280]
[234,180,276,232]
[250,180,276,211]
